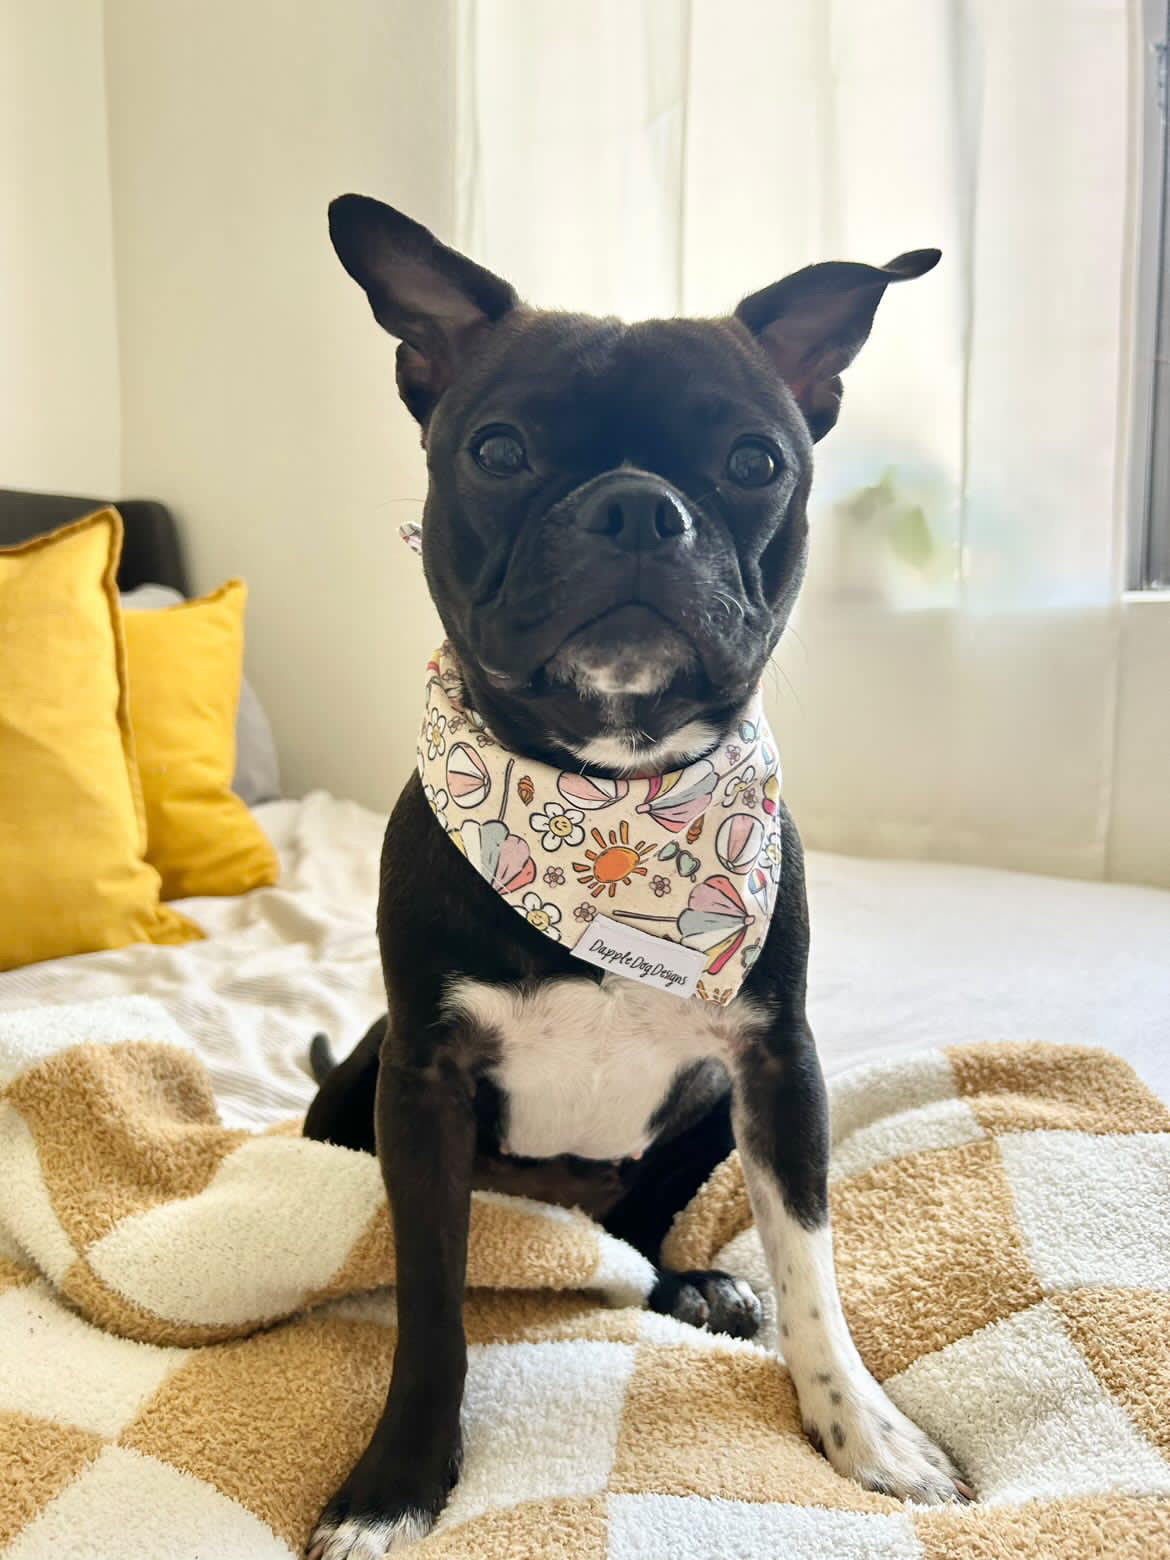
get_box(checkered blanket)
[2,998,1169,1558]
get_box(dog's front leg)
[308,1044,475,1559]
[732,1026,970,1504]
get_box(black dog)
[304,195,965,1558]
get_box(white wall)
[0,0,121,494]
[8,3,1166,887]
[103,0,447,809]
[768,596,1170,889]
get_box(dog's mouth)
[543,602,698,700]
[529,602,736,774]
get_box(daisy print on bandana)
[761,829,784,883]
[423,784,449,831]
[530,800,585,851]
[424,708,447,760]
[521,891,562,940]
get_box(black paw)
[648,1268,763,1339]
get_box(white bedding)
[2,790,1167,1123]
[0,793,384,1126]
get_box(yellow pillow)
[0,511,201,971]
[123,579,279,900]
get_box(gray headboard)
[0,488,190,594]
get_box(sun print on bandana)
[417,643,782,1002]
[572,821,655,898]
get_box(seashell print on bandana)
[417,642,782,1004]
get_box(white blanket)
[2,791,1167,1123]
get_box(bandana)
[417,643,782,1004]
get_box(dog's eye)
[727,439,779,488]
[472,429,527,477]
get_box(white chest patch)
[445,975,763,1162]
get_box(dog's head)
[330,195,938,774]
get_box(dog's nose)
[573,477,693,553]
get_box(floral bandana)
[417,642,782,1005]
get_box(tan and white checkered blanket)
[2,997,1169,1558]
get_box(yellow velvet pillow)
[122,579,279,900]
[0,511,201,971]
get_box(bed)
[5,490,1170,1560]
[1,482,1167,1117]
[3,786,1168,1121]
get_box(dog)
[303,193,965,1559]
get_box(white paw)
[800,1371,971,1505]
[306,1510,433,1560]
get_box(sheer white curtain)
[456,0,1132,878]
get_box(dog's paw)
[308,1420,460,1558]
[649,1268,763,1339]
[306,1509,433,1560]
[801,1373,972,1505]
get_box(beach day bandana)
[417,643,782,1004]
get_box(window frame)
[1131,0,1170,590]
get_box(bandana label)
[418,643,782,1004]
[573,914,708,997]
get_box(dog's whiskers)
[766,658,803,715]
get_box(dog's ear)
[329,194,518,424]
[735,249,940,441]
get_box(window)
[1133,0,1170,589]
